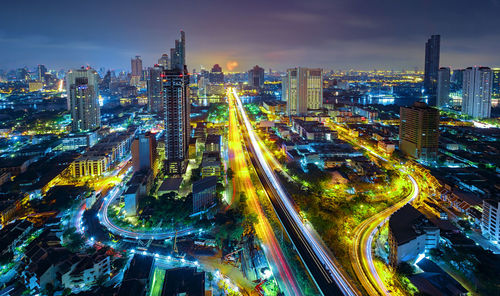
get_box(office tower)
[132,132,157,173]
[284,67,323,116]
[209,64,224,84]
[424,35,440,105]
[147,66,163,113]
[437,67,450,107]
[399,102,439,162]
[66,68,101,132]
[462,66,493,118]
[170,31,186,71]
[158,54,170,69]
[163,32,190,175]
[248,65,265,88]
[37,64,47,83]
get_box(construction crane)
[137,220,162,251]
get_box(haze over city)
[1,0,499,70]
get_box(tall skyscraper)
[132,132,158,174]
[248,65,265,88]
[209,64,224,84]
[147,66,163,113]
[424,35,440,105]
[399,102,439,162]
[131,56,143,86]
[66,68,101,132]
[170,31,185,71]
[437,67,450,107]
[37,64,47,83]
[158,54,170,69]
[462,66,493,118]
[131,56,143,77]
[163,31,190,175]
[283,67,323,116]
[451,69,464,92]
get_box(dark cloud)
[0,0,498,71]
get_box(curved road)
[342,135,421,295]
[97,185,194,240]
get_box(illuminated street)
[227,89,303,295]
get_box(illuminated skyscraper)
[399,102,439,162]
[66,68,101,132]
[209,64,224,84]
[424,35,440,105]
[492,68,500,106]
[170,31,185,71]
[284,67,323,116]
[147,66,163,113]
[248,65,265,88]
[462,66,492,118]
[437,67,450,107]
[163,31,190,175]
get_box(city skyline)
[1,0,499,71]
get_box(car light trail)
[232,88,359,296]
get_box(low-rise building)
[388,204,440,266]
[61,248,111,291]
[192,176,217,213]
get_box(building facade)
[147,66,163,113]
[131,132,157,174]
[437,67,450,107]
[164,32,190,175]
[424,35,440,106]
[462,66,493,118]
[481,200,499,243]
[284,67,323,116]
[66,68,101,132]
[209,64,224,84]
[399,102,439,162]
[248,65,265,88]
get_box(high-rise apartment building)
[158,54,170,69]
[163,32,190,175]
[248,65,265,88]
[492,68,500,106]
[424,35,440,105]
[437,67,450,107]
[209,64,224,84]
[132,132,157,174]
[147,66,163,113]
[283,67,323,116]
[399,102,439,162]
[66,68,101,132]
[462,66,492,118]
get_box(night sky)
[1,0,499,72]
